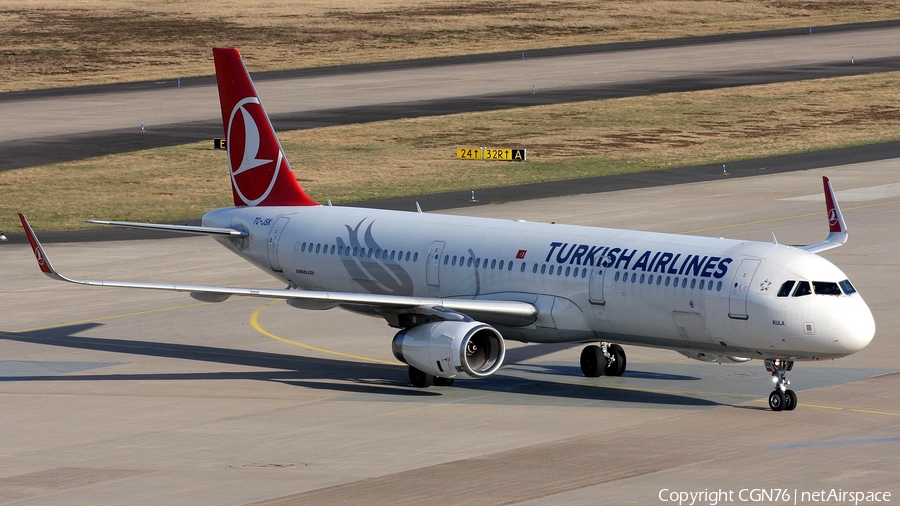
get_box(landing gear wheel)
[784,389,797,411]
[604,344,627,377]
[768,390,785,412]
[580,345,607,377]
[433,377,455,387]
[408,366,434,388]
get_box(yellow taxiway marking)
[249,301,398,366]
[754,399,900,417]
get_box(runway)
[3,23,900,170]
[2,160,898,505]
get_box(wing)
[19,214,536,327]
[801,176,848,254]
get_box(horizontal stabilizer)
[84,220,248,238]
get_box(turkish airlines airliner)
[20,48,876,411]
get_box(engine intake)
[392,321,505,379]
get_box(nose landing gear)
[765,359,797,411]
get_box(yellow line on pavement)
[249,301,398,366]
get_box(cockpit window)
[813,281,842,295]
[777,281,795,297]
[792,281,812,297]
[839,279,857,295]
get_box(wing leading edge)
[19,214,537,326]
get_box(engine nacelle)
[392,321,505,379]
[678,351,751,363]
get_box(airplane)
[19,47,875,412]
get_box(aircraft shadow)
[0,324,718,407]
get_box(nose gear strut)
[765,359,797,411]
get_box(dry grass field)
[4,71,900,232]
[3,0,900,92]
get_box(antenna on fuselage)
[771,232,778,245]
[416,202,423,213]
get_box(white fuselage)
[203,204,875,362]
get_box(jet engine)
[392,321,505,379]
[678,351,751,363]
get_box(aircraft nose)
[830,301,876,354]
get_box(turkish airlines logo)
[227,97,282,206]
[828,208,838,228]
[33,246,44,266]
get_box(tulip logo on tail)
[227,97,283,206]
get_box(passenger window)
[375,248,381,258]
[541,264,546,274]
[777,281,795,297]
[614,271,620,282]
[444,255,449,265]
[390,250,395,260]
[533,263,538,273]
[406,252,411,261]
[690,279,696,289]
[657,276,663,286]
[839,279,857,295]
[499,260,504,270]
[717,281,722,291]
[699,280,705,290]
[813,281,842,295]
[665,277,670,287]
[413,253,418,262]
[511,261,515,271]
[520,262,525,272]
[631,273,637,283]
[491,260,497,269]
[793,281,812,297]
[468,257,473,267]
[565,266,571,276]
[640,274,645,284]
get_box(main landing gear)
[766,359,797,412]
[580,343,627,377]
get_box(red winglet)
[822,176,846,234]
[213,48,318,207]
[18,213,56,275]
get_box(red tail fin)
[213,48,318,207]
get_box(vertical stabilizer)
[213,48,318,207]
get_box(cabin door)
[728,259,761,319]
[426,241,446,287]
[267,217,290,272]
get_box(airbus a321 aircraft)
[20,47,875,412]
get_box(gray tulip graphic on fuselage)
[336,219,414,295]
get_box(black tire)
[409,366,434,388]
[433,377,455,387]
[768,390,785,411]
[605,344,627,376]
[580,345,606,377]
[784,389,797,411]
